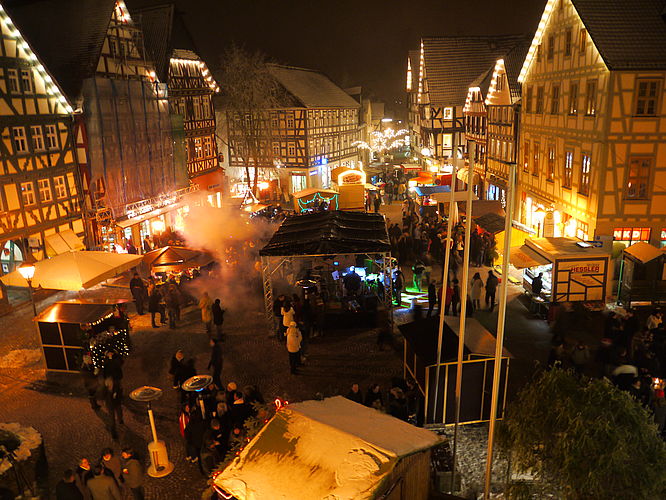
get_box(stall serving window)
[524,263,553,299]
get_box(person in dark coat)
[211,299,225,340]
[228,391,252,434]
[80,355,100,411]
[104,380,123,440]
[102,351,123,389]
[121,448,144,500]
[75,458,93,500]
[148,287,163,328]
[364,383,383,409]
[128,273,145,315]
[99,448,122,488]
[485,270,499,311]
[164,284,180,329]
[184,407,206,467]
[208,339,223,389]
[87,464,121,500]
[56,469,84,500]
[345,383,364,404]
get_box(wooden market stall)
[291,187,339,212]
[619,242,666,305]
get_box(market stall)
[259,211,392,329]
[334,168,366,211]
[400,316,511,425]
[214,397,441,500]
[510,237,611,303]
[291,187,339,212]
[618,242,666,305]
[142,245,214,276]
[34,300,131,372]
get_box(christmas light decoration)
[89,328,131,369]
[518,0,557,83]
[297,192,338,212]
[353,128,409,155]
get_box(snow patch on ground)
[0,349,42,369]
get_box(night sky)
[173,0,546,118]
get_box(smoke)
[177,194,276,312]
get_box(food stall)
[510,237,611,303]
[334,168,366,211]
[618,242,666,305]
[291,187,339,212]
[34,300,131,372]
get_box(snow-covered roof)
[214,396,441,500]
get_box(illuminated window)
[443,107,453,119]
[20,70,32,93]
[547,146,555,181]
[45,124,58,149]
[203,136,213,157]
[563,150,573,188]
[551,85,560,114]
[580,154,591,196]
[20,182,36,205]
[38,179,52,202]
[585,80,597,116]
[12,127,27,153]
[576,220,589,240]
[272,142,280,156]
[7,69,19,93]
[536,86,544,114]
[564,28,572,57]
[193,138,203,158]
[579,28,587,53]
[625,157,652,200]
[661,229,666,248]
[496,74,504,92]
[568,83,578,115]
[523,141,530,172]
[634,79,661,116]
[532,142,540,177]
[613,227,651,246]
[547,35,555,60]
[54,176,67,198]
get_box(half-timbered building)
[406,50,422,152]
[0,2,84,275]
[219,64,360,197]
[518,0,666,247]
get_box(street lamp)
[17,261,36,316]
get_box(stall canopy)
[474,212,506,234]
[259,211,390,256]
[413,185,450,197]
[45,229,85,255]
[214,396,441,500]
[142,246,214,272]
[0,251,143,290]
[624,241,663,264]
[34,302,115,325]
[509,244,550,269]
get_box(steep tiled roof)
[4,0,115,102]
[503,39,531,102]
[131,3,174,81]
[267,64,360,108]
[421,35,530,106]
[572,0,666,70]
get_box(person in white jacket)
[286,322,302,375]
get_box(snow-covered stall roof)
[214,396,441,500]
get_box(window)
[20,182,36,205]
[30,126,44,151]
[523,141,530,172]
[45,124,58,149]
[580,154,591,196]
[287,116,295,128]
[270,113,278,128]
[563,150,573,188]
[532,143,540,176]
[38,179,52,202]
[496,74,504,91]
[20,70,32,93]
[525,86,533,113]
[443,107,453,119]
[193,138,203,159]
[287,143,296,156]
[576,221,589,241]
[203,136,213,157]
[536,86,544,113]
[661,229,666,249]
[272,142,280,156]
[7,69,19,93]
[536,44,542,63]
[551,85,560,114]
[568,83,578,115]
[634,79,661,116]
[547,35,555,60]
[54,176,67,198]
[547,146,555,181]
[564,28,572,57]
[585,80,597,116]
[626,157,652,200]
[579,28,587,53]
[12,127,27,153]
[613,227,651,246]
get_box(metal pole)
[147,402,159,443]
[27,279,37,316]
[451,140,476,492]
[483,162,516,498]
[432,159,458,423]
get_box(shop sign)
[558,259,604,275]
[338,169,366,186]
[543,211,555,237]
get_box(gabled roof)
[503,39,531,101]
[267,64,360,109]
[4,0,116,102]
[421,34,529,106]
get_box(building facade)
[0,2,85,274]
[518,0,666,247]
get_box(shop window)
[580,154,591,196]
[532,142,540,177]
[563,151,573,188]
[613,227,651,246]
[625,157,652,200]
[547,146,555,181]
[551,85,560,114]
[585,80,597,116]
[21,182,36,206]
[568,83,578,115]
[291,174,306,193]
[634,79,661,116]
[54,176,67,198]
[38,178,52,202]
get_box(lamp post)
[17,261,36,316]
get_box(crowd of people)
[344,379,424,426]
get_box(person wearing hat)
[286,321,303,375]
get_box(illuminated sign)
[337,169,366,186]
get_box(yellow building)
[518,0,666,248]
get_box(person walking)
[199,292,213,336]
[121,448,144,500]
[211,299,226,341]
[485,270,499,311]
[208,338,223,389]
[148,286,163,328]
[128,273,146,315]
[80,354,100,411]
[286,321,302,375]
[56,469,84,500]
[104,380,123,440]
[412,260,425,292]
[470,272,484,311]
[165,284,180,329]
[87,464,121,500]
[394,269,404,307]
